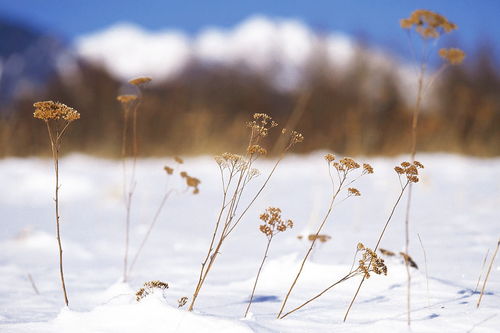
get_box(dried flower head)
[178,296,188,308]
[324,154,336,162]
[439,48,466,65]
[129,76,152,86]
[400,9,457,38]
[247,144,267,155]
[116,94,138,104]
[348,188,361,197]
[33,101,80,122]
[379,248,396,257]
[399,252,419,269]
[174,156,184,164]
[362,163,374,174]
[308,234,331,243]
[395,160,424,184]
[164,166,174,175]
[259,207,293,238]
[136,280,169,302]
[356,243,388,278]
[247,113,277,140]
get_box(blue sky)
[1,0,499,58]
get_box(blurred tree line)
[0,45,499,157]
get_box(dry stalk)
[343,161,423,322]
[33,101,80,306]
[477,239,499,308]
[117,77,150,282]
[474,248,490,293]
[280,243,386,319]
[277,155,373,319]
[400,10,464,326]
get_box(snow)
[0,153,499,332]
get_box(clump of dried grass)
[33,100,80,306]
[136,280,169,302]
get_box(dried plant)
[400,10,464,325]
[344,161,424,322]
[135,280,169,302]
[117,77,151,282]
[127,158,200,277]
[477,238,499,308]
[280,243,387,319]
[177,296,188,308]
[277,155,373,318]
[33,100,80,306]
[188,113,303,311]
[245,207,293,317]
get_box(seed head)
[33,101,80,122]
[439,48,466,65]
[129,76,152,86]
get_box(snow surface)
[1,153,499,332]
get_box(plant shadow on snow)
[245,295,280,303]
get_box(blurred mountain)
[0,18,69,106]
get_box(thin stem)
[477,239,500,308]
[417,233,430,307]
[46,121,69,306]
[280,272,354,319]
[245,237,273,318]
[128,189,174,276]
[343,181,409,322]
[474,248,490,293]
[27,273,40,295]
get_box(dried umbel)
[439,48,466,65]
[129,76,152,86]
[379,248,396,257]
[395,160,424,184]
[246,113,278,142]
[136,280,169,302]
[180,171,201,194]
[400,9,457,38]
[356,243,388,278]
[399,252,419,269]
[259,207,294,238]
[33,101,80,122]
[117,94,138,104]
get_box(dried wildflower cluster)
[400,9,457,38]
[136,280,169,302]
[248,144,267,155]
[116,94,138,104]
[33,101,80,122]
[180,171,201,194]
[324,154,374,197]
[247,113,278,142]
[394,160,424,184]
[356,243,388,279]
[259,207,293,238]
[439,48,466,65]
